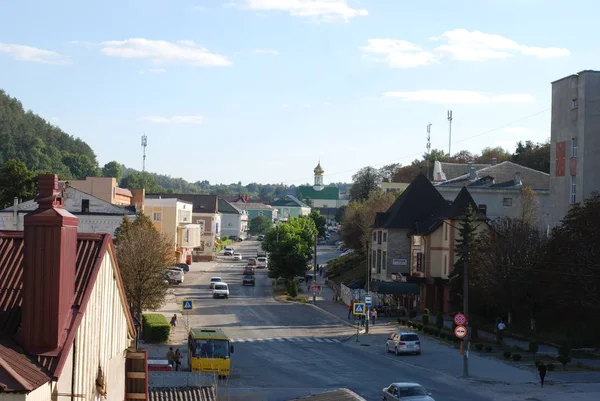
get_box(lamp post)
[313,232,318,305]
[365,237,370,334]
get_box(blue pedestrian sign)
[182,299,193,311]
[365,295,372,307]
[353,302,366,315]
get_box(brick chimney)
[22,174,78,354]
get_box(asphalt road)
[153,240,496,401]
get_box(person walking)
[370,308,377,326]
[166,347,175,369]
[170,314,178,332]
[537,362,547,387]
[348,301,354,319]
[174,349,182,371]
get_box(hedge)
[142,313,171,343]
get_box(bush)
[287,280,299,297]
[503,351,512,359]
[424,308,430,315]
[558,342,571,357]
[416,324,424,331]
[557,354,572,368]
[512,354,522,362]
[484,346,492,352]
[142,314,171,343]
[433,329,440,337]
[435,312,444,330]
[409,310,417,319]
[475,343,484,351]
[547,363,555,371]
[529,341,539,357]
[422,314,430,326]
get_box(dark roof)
[436,161,549,190]
[271,195,310,208]
[149,387,216,401]
[288,389,367,401]
[217,198,242,214]
[375,173,448,230]
[0,231,134,391]
[370,282,420,295]
[437,162,490,180]
[297,186,339,201]
[232,202,274,210]
[146,194,219,213]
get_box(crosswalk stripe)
[231,337,343,343]
[275,337,285,342]
[331,339,341,343]
[305,338,315,342]
[322,339,333,343]
[314,338,324,343]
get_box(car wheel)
[395,347,399,356]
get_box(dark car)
[175,262,189,272]
[243,267,255,276]
[242,275,256,286]
[257,235,265,241]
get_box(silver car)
[386,331,421,355]
[382,383,434,400]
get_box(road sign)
[182,299,193,311]
[213,247,217,252]
[365,295,372,307]
[454,313,466,326]
[312,284,319,291]
[454,325,467,339]
[353,302,366,315]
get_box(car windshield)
[214,284,228,290]
[244,275,254,279]
[400,334,420,342]
[398,386,427,396]
[192,339,230,358]
[210,278,221,282]
[257,258,266,262]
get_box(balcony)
[177,224,202,248]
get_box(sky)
[0,0,597,186]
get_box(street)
[148,240,498,401]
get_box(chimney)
[129,188,146,213]
[468,162,476,180]
[514,172,522,185]
[22,174,78,354]
[13,197,18,230]
[491,158,497,165]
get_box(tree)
[303,197,314,207]
[392,163,423,183]
[452,150,475,163]
[249,215,273,234]
[519,186,540,226]
[309,209,327,237]
[349,166,381,201]
[512,140,550,173]
[334,205,346,223]
[113,215,132,245]
[120,171,164,193]
[115,212,176,318]
[62,153,100,179]
[378,163,400,183]
[102,161,123,181]
[0,159,37,208]
[261,217,317,281]
[474,146,511,164]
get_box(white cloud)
[139,116,205,124]
[360,38,438,68]
[252,49,280,55]
[323,101,332,106]
[0,43,70,65]
[383,90,535,104]
[241,0,368,22]
[431,29,570,61]
[101,38,231,67]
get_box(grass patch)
[274,294,309,303]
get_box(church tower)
[313,161,324,190]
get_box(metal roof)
[149,387,216,401]
[288,389,367,401]
[189,328,228,340]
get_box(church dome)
[314,162,324,175]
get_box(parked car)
[386,331,421,355]
[212,283,230,299]
[209,277,223,289]
[256,257,267,268]
[247,258,258,267]
[242,275,256,286]
[175,262,189,272]
[165,267,184,284]
[233,253,243,261]
[223,247,234,256]
[257,235,265,241]
[163,271,179,285]
[382,383,434,400]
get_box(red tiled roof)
[0,231,135,392]
[116,187,133,197]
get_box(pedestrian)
[496,320,506,344]
[348,302,353,319]
[166,347,175,369]
[318,285,321,294]
[370,308,377,326]
[174,349,182,371]
[537,362,547,387]
[170,314,178,332]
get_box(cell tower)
[426,123,432,180]
[141,134,148,173]
[447,110,453,156]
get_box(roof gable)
[271,195,310,208]
[436,161,549,190]
[438,162,491,180]
[146,194,219,214]
[217,198,241,214]
[297,186,339,200]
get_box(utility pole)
[365,239,370,334]
[447,110,453,157]
[313,233,318,305]
[426,123,432,180]
[463,228,470,377]
[141,134,148,173]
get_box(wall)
[0,213,135,237]
[54,250,133,401]
[371,229,411,281]
[67,177,116,204]
[220,213,244,238]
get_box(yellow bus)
[187,328,234,377]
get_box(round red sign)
[454,325,467,339]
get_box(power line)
[281,108,550,185]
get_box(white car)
[209,277,223,289]
[224,247,234,256]
[256,256,267,268]
[233,253,242,261]
[382,383,434,400]
[386,331,421,355]
[212,283,230,299]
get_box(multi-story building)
[66,176,133,206]
[548,70,600,229]
[232,200,278,222]
[271,195,311,220]
[218,197,249,240]
[144,197,202,264]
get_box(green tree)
[261,217,317,281]
[378,163,400,183]
[120,171,164,192]
[334,205,346,224]
[512,140,550,173]
[102,161,123,181]
[113,215,132,245]
[349,166,381,201]
[115,212,175,318]
[452,150,475,163]
[0,159,37,208]
[474,146,512,164]
[62,153,100,179]
[309,209,327,237]
[249,215,273,234]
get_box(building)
[218,197,248,240]
[296,162,349,221]
[232,201,278,222]
[66,176,133,206]
[144,197,203,263]
[0,184,138,236]
[432,161,491,182]
[271,195,311,220]
[434,161,550,233]
[548,70,600,229]
[146,194,221,261]
[381,182,409,193]
[0,174,138,401]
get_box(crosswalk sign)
[353,302,366,315]
[182,299,193,311]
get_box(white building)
[218,198,249,239]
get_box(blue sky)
[0,0,597,185]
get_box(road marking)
[275,337,285,342]
[305,338,315,342]
[322,339,333,343]
[314,338,324,343]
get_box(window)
[373,232,376,241]
[413,236,421,246]
[444,223,448,241]
[478,204,487,215]
[153,212,162,222]
[503,197,513,207]
[383,232,387,242]
[372,250,376,270]
[570,175,576,204]
[258,211,264,216]
[444,255,448,276]
[572,99,578,109]
[184,230,189,243]
[376,249,382,273]
[377,231,382,244]
[571,137,578,157]
[81,199,90,213]
[382,251,387,269]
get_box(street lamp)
[313,232,318,305]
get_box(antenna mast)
[447,110,453,156]
[141,134,148,173]
[426,123,432,180]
